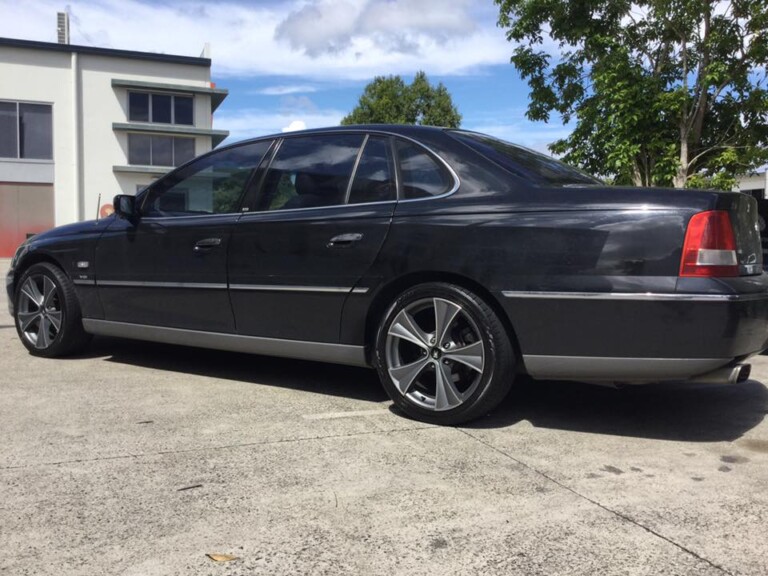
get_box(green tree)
[496,0,768,189]
[341,71,462,127]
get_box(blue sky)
[0,0,570,152]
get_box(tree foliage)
[496,0,768,189]
[341,71,462,128]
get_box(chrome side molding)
[82,319,369,367]
[503,290,766,302]
[92,281,369,294]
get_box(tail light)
[679,210,738,277]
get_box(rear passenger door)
[228,133,396,343]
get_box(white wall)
[0,47,76,225]
[735,172,767,198]
[0,44,216,227]
[79,54,213,217]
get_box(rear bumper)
[521,355,748,383]
[501,284,768,384]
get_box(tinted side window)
[258,134,364,211]
[142,140,271,217]
[396,140,453,199]
[348,136,395,204]
[449,130,599,186]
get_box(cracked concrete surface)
[2,261,767,575]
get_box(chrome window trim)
[139,213,242,221]
[502,290,767,302]
[81,319,368,367]
[344,133,369,204]
[391,134,461,203]
[237,199,398,217]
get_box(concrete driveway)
[1,260,767,576]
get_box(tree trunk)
[631,161,644,187]
[674,137,689,188]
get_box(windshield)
[449,130,600,187]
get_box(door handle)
[327,233,363,248]
[194,237,222,252]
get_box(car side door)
[228,133,397,342]
[95,140,272,332]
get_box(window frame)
[344,134,398,205]
[128,90,194,126]
[0,99,54,161]
[249,133,368,214]
[390,135,460,203]
[137,139,275,219]
[244,131,458,214]
[134,130,460,217]
[394,137,457,200]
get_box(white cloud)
[0,0,513,79]
[275,0,477,57]
[255,85,319,96]
[282,120,307,132]
[276,1,362,56]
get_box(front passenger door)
[96,140,272,332]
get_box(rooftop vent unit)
[57,12,70,45]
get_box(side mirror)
[113,194,137,220]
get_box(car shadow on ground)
[77,336,767,443]
[465,376,768,443]
[82,336,388,403]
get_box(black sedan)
[7,125,768,424]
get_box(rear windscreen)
[449,130,600,187]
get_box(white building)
[734,170,767,200]
[0,36,228,257]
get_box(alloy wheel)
[385,297,485,411]
[17,275,62,350]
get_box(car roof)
[223,124,451,149]
[279,124,449,136]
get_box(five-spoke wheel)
[14,263,90,357]
[17,274,63,350]
[376,283,515,425]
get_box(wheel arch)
[364,271,524,369]
[12,252,67,295]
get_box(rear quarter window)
[449,130,599,187]
[396,139,455,199]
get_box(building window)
[0,101,53,160]
[128,134,195,167]
[129,92,193,125]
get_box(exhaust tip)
[688,363,751,385]
[736,363,751,383]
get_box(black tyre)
[374,282,515,425]
[14,262,90,357]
